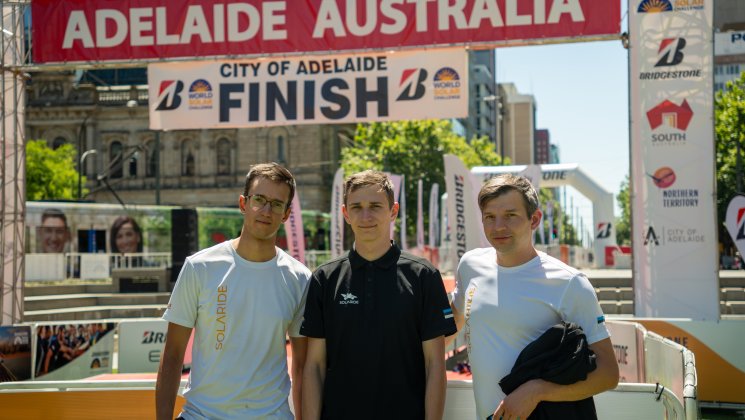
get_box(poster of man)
[37,209,71,253]
[0,326,32,382]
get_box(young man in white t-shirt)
[449,174,619,420]
[156,163,311,420]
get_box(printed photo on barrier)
[34,322,115,380]
[0,326,32,382]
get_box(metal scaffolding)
[1,1,28,325]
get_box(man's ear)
[390,202,400,221]
[342,204,351,225]
[281,206,291,223]
[530,209,543,230]
[239,195,247,214]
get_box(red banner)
[32,0,620,64]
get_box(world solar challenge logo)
[188,79,213,110]
[637,0,703,13]
[433,67,461,100]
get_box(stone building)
[25,71,355,212]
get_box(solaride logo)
[156,80,184,111]
[433,67,462,100]
[339,292,359,305]
[397,69,427,101]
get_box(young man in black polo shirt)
[301,170,456,420]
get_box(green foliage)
[26,140,83,200]
[715,72,745,225]
[615,176,631,246]
[341,120,506,246]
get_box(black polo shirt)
[300,244,457,420]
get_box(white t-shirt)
[163,241,311,420]
[453,248,610,419]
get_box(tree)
[341,120,505,245]
[615,175,631,246]
[26,140,83,200]
[715,72,745,254]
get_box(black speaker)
[171,208,199,283]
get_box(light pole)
[78,149,97,200]
[126,99,161,204]
[77,114,92,200]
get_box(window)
[52,137,67,150]
[146,141,156,177]
[216,138,231,175]
[277,135,285,164]
[182,140,195,176]
[110,141,123,178]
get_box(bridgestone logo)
[454,175,467,258]
[639,70,701,80]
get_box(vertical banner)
[283,192,306,264]
[726,195,745,260]
[630,0,718,319]
[416,179,425,250]
[429,183,440,249]
[520,165,543,244]
[547,201,555,245]
[330,168,345,259]
[400,176,407,249]
[443,155,489,267]
[388,174,402,241]
[0,326,31,382]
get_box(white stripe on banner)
[629,1,718,320]
[330,168,345,259]
[148,49,468,130]
[429,183,440,249]
[400,175,407,249]
[417,179,425,250]
[283,192,305,264]
[388,174,402,241]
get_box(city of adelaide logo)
[433,67,462,100]
[188,79,213,110]
[644,225,705,246]
[156,80,184,111]
[596,223,612,239]
[397,68,427,101]
[648,167,676,189]
[637,0,703,13]
[646,99,693,145]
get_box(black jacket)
[498,322,598,420]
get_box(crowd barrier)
[0,320,697,419]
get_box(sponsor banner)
[0,326,31,382]
[34,322,115,380]
[725,195,745,260]
[32,0,620,64]
[605,321,644,383]
[443,155,488,267]
[118,319,167,374]
[629,0,718,319]
[330,168,345,259]
[715,30,745,56]
[429,183,440,249]
[148,49,467,130]
[417,179,425,250]
[283,192,306,264]
[546,201,555,245]
[400,175,407,249]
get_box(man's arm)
[290,336,308,420]
[302,337,327,420]
[492,337,619,420]
[155,323,192,420]
[422,336,447,420]
[444,303,464,348]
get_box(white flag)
[330,168,345,258]
[726,195,745,263]
[283,192,306,264]
[388,174,402,240]
[417,179,425,250]
[443,155,489,266]
[429,183,440,249]
[400,175,407,250]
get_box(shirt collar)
[349,241,400,269]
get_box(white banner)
[388,174,402,241]
[629,0,718,319]
[283,192,306,264]
[417,179,425,250]
[443,155,488,267]
[330,168,345,259]
[400,175,407,249]
[429,183,440,249]
[520,165,544,245]
[726,195,745,261]
[547,201,555,245]
[606,321,645,383]
[148,49,468,130]
[118,319,167,374]
[715,30,745,56]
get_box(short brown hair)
[243,162,296,209]
[478,174,539,217]
[344,170,395,208]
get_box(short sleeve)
[299,271,325,338]
[559,274,611,345]
[162,259,199,328]
[452,256,469,314]
[288,272,311,337]
[421,267,458,340]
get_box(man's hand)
[491,379,544,420]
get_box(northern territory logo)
[339,292,359,305]
[647,167,676,189]
[188,79,213,110]
[646,99,693,145]
[397,69,427,101]
[156,80,184,111]
[639,38,702,80]
[647,167,698,208]
[433,67,462,100]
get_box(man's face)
[480,189,541,260]
[240,178,291,242]
[342,185,398,246]
[39,217,69,253]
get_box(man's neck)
[354,240,392,262]
[232,236,276,263]
[496,247,539,268]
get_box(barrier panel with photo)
[0,326,32,382]
[33,322,116,380]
